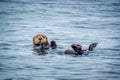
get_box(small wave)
[106,48,120,51]
[3,78,13,80]
[112,3,120,6]
[0,42,17,50]
[71,25,106,30]
[1,47,11,50]
[57,11,73,15]
[40,2,57,5]
[107,63,120,67]
[6,29,17,32]
[99,71,120,75]
[0,0,32,4]
[0,55,17,59]
[107,37,120,40]
[4,78,29,80]
[0,42,13,46]
[0,12,9,15]
[114,45,120,48]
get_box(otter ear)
[88,43,98,51]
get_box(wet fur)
[33,34,57,54]
[33,34,49,48]
[65,43,98,55]
[33,34,98,55]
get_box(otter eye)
[39,38,42,40]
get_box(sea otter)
[33,34,57,54]
[65,43,98,55]
[33,34,98,55]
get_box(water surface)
[0,0,120,80]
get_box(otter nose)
[39,38,42,40]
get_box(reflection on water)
[0,0,120,80]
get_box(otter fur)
[65,43,98,55]
[33,34,98,55]
[33,34,57,54]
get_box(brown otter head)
[33,34,49,48]
[33,34,49,54]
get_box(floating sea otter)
[33,34,98,55]
[33,34,57,54]
[65,43,98,55]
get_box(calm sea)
[0,0,120,80]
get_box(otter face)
[33,34,48,47]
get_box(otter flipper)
[50,41,57,49]
[88,43,98,51]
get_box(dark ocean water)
[0,0,120,80]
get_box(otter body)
[65,43,98,55]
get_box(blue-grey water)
[0,0,120,80]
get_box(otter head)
[33,34,49,47]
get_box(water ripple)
[0,0,120,80]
